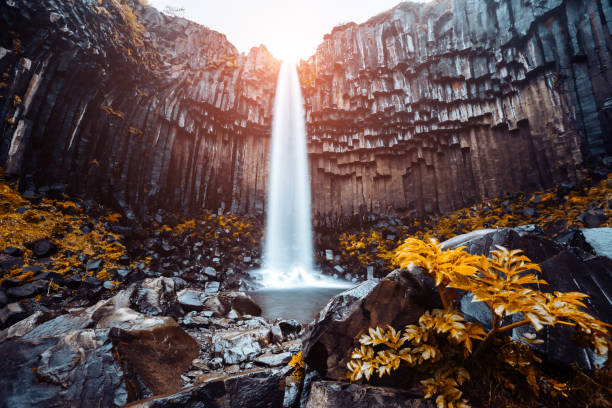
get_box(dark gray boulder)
[0,288,199,406]
[305,381,434,408]
[127,368,288,408]
[0,302,29,329]
[30,239,56,258]
[130,277,183,318]
[579,209,607,228]
[0,329,128,408]
[0,254,24,270]
[302,271,438,381]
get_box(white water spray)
[257,62,349,289]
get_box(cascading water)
[256,62,349,289]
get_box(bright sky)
[147,0,431,61]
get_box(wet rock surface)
[302,271,439,380]
[128,368,289,408]
[305,381,434,408]
[0,329,128,408]
[100,307,200,396]
[0,270,306,408]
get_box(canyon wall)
[299,0,612,225]
[0,0,279,221]
[1,0,612,226]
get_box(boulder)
[203,266,217,278]
[203,295,226,317]
[4,288,199,401]
[442,228,563,263]
[531,250,612,369]
[98,307,200,396]
[254,352,293,367]
[131,277,182,318]
[21,286,134,340]
[23,310,96,339]
[181,311,210,328]
[30,239,56,258]
[205,281,220,293]
[3,246,23,257]
[212,327,271,365]
[0,254,24,270]
[445,228,612,370]
[33,271,63,282]
[582,228,612,259]
[0,302,29,329]
[217,291,262,317]
[177,288,207,311]
[6,280,48,299]
[555,229,595,254]
[302,270,438,380]
[0,329,128,408]
[0,310,53,342]
[579,209,607,228]
[271,324,283,344]
[278,319,302,337]
[86,258,103,271]
[126,368,287,408]
[305,381,434,408]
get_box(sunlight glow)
[147,0,432,61]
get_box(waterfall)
[257,62,349,289]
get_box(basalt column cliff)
[1,0,612,225]
[0,0,279,220]
[300,0,612,225]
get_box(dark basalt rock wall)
[1,0,611,226]
[299,0,612,225]
[0,0,279,220]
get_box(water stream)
[251,61,350,312]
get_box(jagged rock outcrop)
[0,0,279,220]
[299,0,612,225]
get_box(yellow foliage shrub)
[347,238,612,407]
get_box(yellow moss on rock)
[0,171,129,288]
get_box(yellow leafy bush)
[347,238,612,407]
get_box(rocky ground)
[1,223,611,407]
[0,169,266,327]
[1,166,612,407]
[317,162,612,280]
[0,172,307,406]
